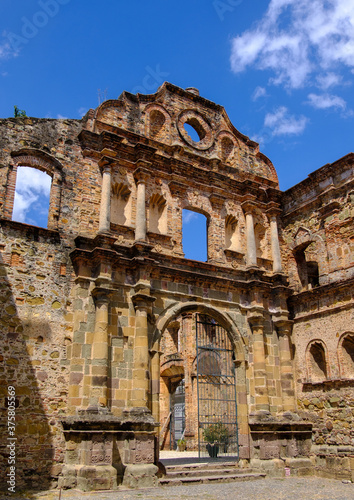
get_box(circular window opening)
[183,118,206,143]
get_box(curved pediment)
[89,82,278,186]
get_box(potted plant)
[177,438,186,451]
[202,422,229,457]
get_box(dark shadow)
[0,224,57,493]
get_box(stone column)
[135,176,147,241]
[99,164,112,233]
[89,289,111,412]
[249,312,270,414]
[150,348,161,424]
[242,202,257,267]
[182,312,195,447]
[269,213,282,273]
[131,293,155,408]
[275,320,296,412]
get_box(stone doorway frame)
[151,301,250,461]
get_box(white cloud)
[12,167,51,223]
[307,93,346,110]
[183,210,199,224]
[316,72,343,89]
[264,106,308,135]
[230,0,354,89]
[57,114,68,119]
[252,86,267,100]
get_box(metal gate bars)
[196,314,239,459]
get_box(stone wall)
[0,82,353,491]
[282,154,354,479]
[0,221,73,489]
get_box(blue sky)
[1,1,353,253]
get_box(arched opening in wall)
[111,183,131,226]
[307,341,328,382]
[294,242,319,290]
[183,118,206,143]
[12,166,52,228]
[339,334,354,379]
[158,311,239,457]
[225,214,240,252]
[182,209,207,261]
[149,110,166,139]
[149,194,167,234]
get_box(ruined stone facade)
[0,83,353,492]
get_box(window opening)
[307,261,319,288]
[294,242,319,290]
[308,342,327,382]
[12,166,51,228]
[184,123,200,142]
[182,209,207,261]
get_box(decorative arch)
[94,99,125,130]
[151,301,245,362]
[338,332,354,379]
[144,104,171,143]
[4,149,64,229]
[306,339,329,383]
[216,131,239,164]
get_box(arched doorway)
[196,314,238,458]
[158,310,239,459]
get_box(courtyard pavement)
[2,451,353,500]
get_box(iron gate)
[196,314,239,459]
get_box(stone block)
[122,464,158,489]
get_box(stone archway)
[152,302,248,458]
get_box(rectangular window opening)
[182,209,207,261]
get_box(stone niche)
[59,408,158,491]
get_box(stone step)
[160,472,266,486]
[164,461,241,472]
[165,467,258,478]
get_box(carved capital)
[92,287,112,305]
[132,293,156,312]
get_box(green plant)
[202,422,229,444]
[14,105,27,118]
[177,438,186,446]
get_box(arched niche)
[144,104,171,144]
[306,340,329,383]
[149,193,167,234]
[338,332,354,379]
[111,182,132,226]
[225,214,241,252]
[94,99,125,130]
[216,131,238,164]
